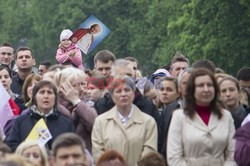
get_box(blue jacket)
[5,109,74,151]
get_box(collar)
[31,105,54,117]
[105,104,144,124]
[117,105,134,125]
[14,73,24,83]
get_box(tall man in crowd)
[38,60,51,76]
[94,50,116,79]
[170,53,189,78]
[237,67,250,89]
[10,47,36,96]
[0,43,15,74]
[125,56,139,78]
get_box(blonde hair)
[1,154,38,166]
[54,67,86,87]
[15,141,49,166]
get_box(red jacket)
[9,98,20,115]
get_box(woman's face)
[220,80,240,109]
[0,69,11,91]
[158,80,179,106]
[27,79,39,99]
[61,39,72,48]
[112,83,135,109]
[194,75,215,106]
[22,145,42,166]
[35,86,55,113]
[70,78,85,97]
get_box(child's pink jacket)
[56,43,84,69]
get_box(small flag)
[26,118,52,146]
[0,82,15,138]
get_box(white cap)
[152,69,171,77]
[60,29,73,41]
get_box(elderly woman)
[16,141,49,166]
[92,76,157,166]
[5,80,74,151]
[167,69,236,166]
[54,67,97,152]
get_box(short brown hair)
[192,59,216,73]
[184,68,222,119]
[94,50,116,64]
[15,47,34,59]
[171,53,189,66]
[236,67,250,81]
[125,56,139,67]
[0,43,14,49]
[52,133,86,157]
[218,76,240,92]
[31,80,57,107]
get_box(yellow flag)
[26,118,52,146]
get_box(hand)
[60,82,80,104]
[71,37,77,43]
[69,50,76,57]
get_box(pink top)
[56,43,84,69]
[196,105,211,126]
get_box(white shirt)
[76,33,92,54]
[117,105,134,125]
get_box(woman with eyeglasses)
[54,67,97,152]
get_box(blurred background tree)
[0,0,249,76]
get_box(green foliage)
[0,0,249,76]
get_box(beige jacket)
[167,109,236,166]
[92,104,157,166]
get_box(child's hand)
[69,50,76,57]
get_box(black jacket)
[160,100,181,157]
[5,109,74,151]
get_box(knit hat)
[60,29,73,41]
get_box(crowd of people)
[0,36,250,166]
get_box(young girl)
[56,29,84,69]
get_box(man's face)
[54,145,87,166]
[115,65,134,77]
[15,50,35,71]
[127,61,137,78]
[178,72,191,98]
[171,61,189,78]
[0,46,14,65]
[38,65,48,76]
[95,60,113,78]
[90,25,101,35]
[239,80,250,90]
